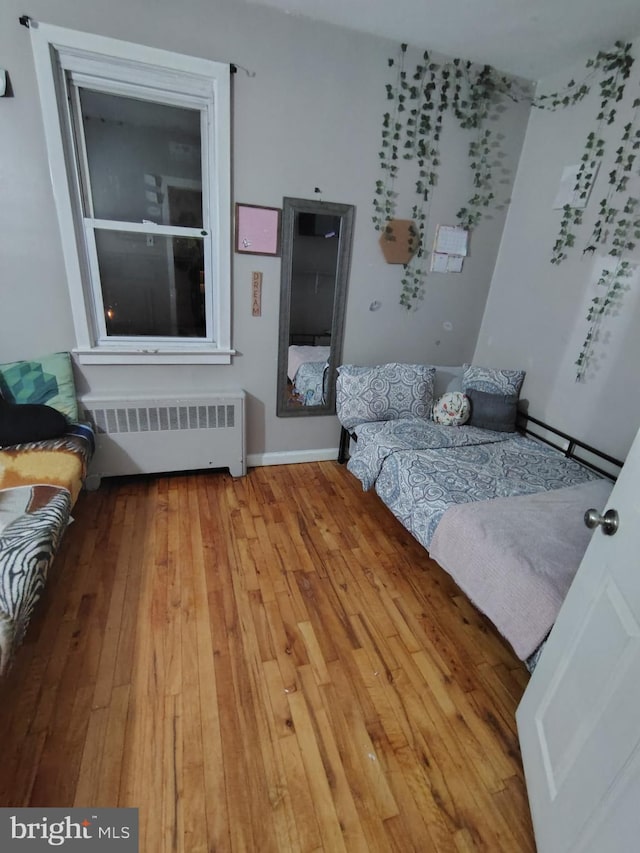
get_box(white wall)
[0,0,529,461]
[474,38,640,460]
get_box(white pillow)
[432,392,470,426]
[432,365,463,397]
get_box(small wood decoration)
[251,271,263,316]
[378,219,420,264]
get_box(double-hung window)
[30,23,232,363]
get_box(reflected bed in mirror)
[277,197,355,417]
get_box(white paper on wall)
[433,225,469,256]
[430,252,464,273]
[553,163,599,210]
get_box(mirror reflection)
[277,198,355,417]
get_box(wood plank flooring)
[0,461,535,851]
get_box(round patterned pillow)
[432,391,470,426]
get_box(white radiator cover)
[81,390,246,481]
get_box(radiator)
[80,390,246,483]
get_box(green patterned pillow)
[0,351,78,421]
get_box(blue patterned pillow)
[336,363,435,430]
[462,364,525,398]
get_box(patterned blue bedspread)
[347,418,600,550]
[293,361,328,406]
[347,418,512,489]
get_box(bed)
[0,424,94,674]
[0,351,94,674]
[336,362,623,669]
[287,345,330,406]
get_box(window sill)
[74,347,235,365]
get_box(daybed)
[0,352,93,674]
[336,362,622,669]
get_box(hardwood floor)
[0,462,535,851]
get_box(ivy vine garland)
[375,36,640,380]
[373,44,518,309]
[534,41,640,381]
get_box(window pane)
[95,230,205,338]
[80,89,203,227]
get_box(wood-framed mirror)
[276,197,355,417]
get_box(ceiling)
[246,0,640,80]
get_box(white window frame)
[30,22,233,364]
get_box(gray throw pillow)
[467,388,518,432]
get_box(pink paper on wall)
[235,204,281,255]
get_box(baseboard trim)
[247,448,339,468]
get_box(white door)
[517,424,640,852]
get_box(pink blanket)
[428,478,613,660]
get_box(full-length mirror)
[277,197,355,417]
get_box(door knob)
[584,507,619,536]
